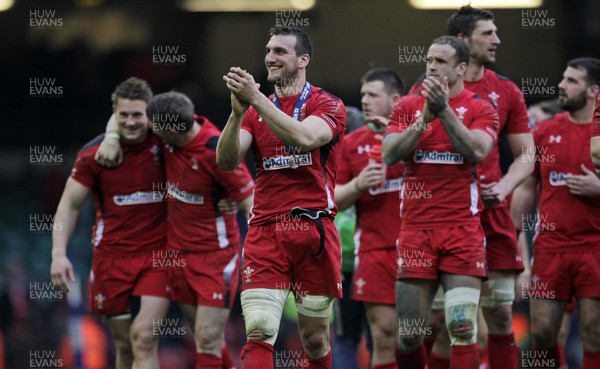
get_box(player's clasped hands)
[421,76,449,114]
[223,67,261,105]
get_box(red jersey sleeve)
[212,159,255,202]
[593,91,600,137]
[470,99,500,142]
[504,82,530,134]
[387,97,414,135]
[308,92,346,139]
[336,140,353,185]
[70,148,100,189]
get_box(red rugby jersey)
[337,125,403,251]
[410,69,530,187]
[241,84,346,225]
[532,112,600,252]
[386,89,499,229]
[162,117,254,252]
[71,134,166,256]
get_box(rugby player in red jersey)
[383,36,499,369]
[147,91,254,369]
[409,8,534,369]
[95,90,254,369]
[51,77,170,369]
[335,68,404,369]
[217,26,346,369]
[512,57,600,369]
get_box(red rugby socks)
[395,343,427,369]
[221,343,235,369]
[488,333,518,369]
[240,340,273,369]
[450,344,479,369]
[428,353,450,369]
[196,353,223,369]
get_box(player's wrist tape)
[105,131,120,140]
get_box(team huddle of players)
[50,5,600,369]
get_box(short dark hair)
[431,35,470,66]
[447,5,494,37]
[345,106,365,134]
[361,68,405,95]
[567,57,600,87]
[147,91,195,133]
[111,77,153,105]
[269,26,313,61]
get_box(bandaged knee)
[444,287,480,345]
[296,295,333,318]
[479,278,515,308]
[241,288,287,345]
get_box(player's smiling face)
[426,43,465,87]
[265,34,302,86]
[467,20,500,66]
[114,98,149,144]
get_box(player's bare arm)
[335,162,385,211]
[510,176,538,302]
[382,102,432,165]
[424,76,494,163]
[481,132,535,206]
[94,114,124,167]
[510,176,538,236]
[50,178,91,293]
[591,136,600,172]
[224,67,332,152]
[216,87,253,170]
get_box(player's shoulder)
[462,89,488,104]
[197,117,221,152]
[77,134,104,156]
[466,90,495,108]
[310,86,346,111]
[309,86,346,128]
[532,113,565,137]
[312,85,343,102]
[398,93,424,107]
[487,69,521,92]
[409,73,426,91]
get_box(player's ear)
[587,84,599,100]
[457,61,467,76]
[298,53,310,69]
[392,93,401,103]
[456,33,468,42]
